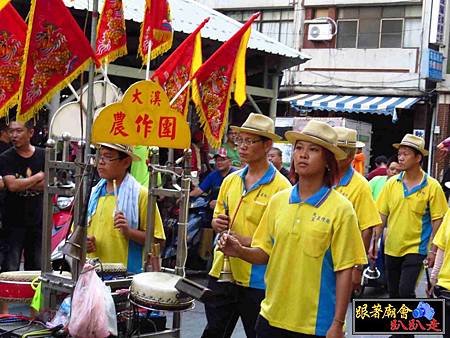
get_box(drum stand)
[40,134,92,313]
[130,148,192,338]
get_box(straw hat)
[334,127,365,149]
[285,120,347,160]
[98,143,141,161]
[393,134,429,156]
[230,113,281,141]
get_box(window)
[222,9,295,48]
[337,20,357,48]
[336,5,421,49]
[380,19,403,48]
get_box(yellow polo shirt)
[252,184,367,335]
[335,167,382,231]
[209,163,291,289]
[378,171,448,257]
[433,210,450,289]
[87,186,165,273]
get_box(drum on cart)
[129,272,193,311]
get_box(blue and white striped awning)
[284,94,421,121]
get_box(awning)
[283,94,421,121]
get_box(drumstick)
[226,195,244,235]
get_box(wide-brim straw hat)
[393,133,429,156]
[285,120,347,160]
[231,113,281,141]
[98,143,141,161]
[334,127,365,148]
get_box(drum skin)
[130,272,193,311]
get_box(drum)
[49,101,87,141]
[80,80,121,112]
[96,263,127,278]
[0,271,40,303]
[49,80,121,141]
[0,271,71,303]
[130,272,193,311]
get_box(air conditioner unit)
[308,23,332,41]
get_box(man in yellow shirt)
[219,120,367,337]
[431,210,450,336]
[202,113,291,338]
[86,143,165,273]
[334,127,382,290]
[375,134,448,299]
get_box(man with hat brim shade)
[219,119,367,337]
[333,127,382,291]
[202,113,291,338]
[372,134,448,301]
[86,143,166,273]
[190,147,237,210]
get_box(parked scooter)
[162,195,213,272]
[51,195,74,272]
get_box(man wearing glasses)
[86,143,165,273]
[202,114,291,338]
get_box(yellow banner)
[92,80,191,149]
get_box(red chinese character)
[132,88,143,104]
[158,117,176,140]
[414,319,426,331]
[398,320,409,331]
[426,319,441,332]
[408,319,418,331]
[150,90,161,106]
[110,111,128,136]
[390,320,400,331]
[135,114,153,138]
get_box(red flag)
[192,13,260,148]
[17,0,99,121]
[0,1,26,118]
[138,0,173,64]
[151,18,209,117]
[96,0,127,64]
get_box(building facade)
[199,0,449,178]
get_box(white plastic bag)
[68,264,116,338]
[104,284,118,336]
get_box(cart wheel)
[352,285,365,298]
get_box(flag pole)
[145,40,152,80]
[169,80,191,106]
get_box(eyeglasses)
[235,138,263,147]
[99,155,122,163]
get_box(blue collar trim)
[337,167,354,187]
[397,171,428,197]
[289,184,331,207]
[238,163,277,194]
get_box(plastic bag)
[68,264,116,338]
[47,296,71,328]
[104,284,117,336]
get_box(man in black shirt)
[267,147,290,181]
[0,120,45,271]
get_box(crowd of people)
[0,116,449,337]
